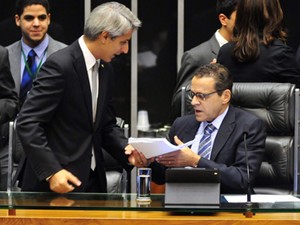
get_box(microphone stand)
[243,131,254,218]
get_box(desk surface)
[0,192,299,225]
[0,192,300,213]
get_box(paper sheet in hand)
[129,137,195,158]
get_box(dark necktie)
[198,123,216,159]
[91,61,99,122]
[20,49,37,105]
[91,61,99,170]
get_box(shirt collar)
[78,35,99,71]
[21,34,49,58]
[215,29,228,48]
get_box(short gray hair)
[84,1,141,40]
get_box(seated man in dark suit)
[141,63,266,194]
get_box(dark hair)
[233,0,287,62]
[194,63,233,93]
[16,0,50,16]
[216,0,240,19]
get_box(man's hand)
[156,136,200,167]
[210,58,217,64]
[48,169,81,193]
[125,144,151,167]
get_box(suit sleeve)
[272,46,300,88]
[93,63,132,171]
[0,47,18,125]
[150,117,183,185]
[16,58,65,180]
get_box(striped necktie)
[198,123,216,159]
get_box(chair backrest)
[103,149,128,193]
[231,82,299,194]
[7,121,15,192]
[103,117,129,193]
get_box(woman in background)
[217,0,300,87]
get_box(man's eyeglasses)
[189,90,224,101]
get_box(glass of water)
[136,168,151,202]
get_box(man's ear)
[99,31,109,44]
[103,31,110,39]
[15,15,20,27]
[218,13,228,26]
[222,89,231,104]
[48,13,51,25]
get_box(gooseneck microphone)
[243,124,254,218]
[243,125,251,202]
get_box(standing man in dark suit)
[16,2,142,193]
[145,63,266,194]
[0,46,19,190]
[171,0,240,119]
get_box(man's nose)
[122,43,129,54]
[32,18,40,26]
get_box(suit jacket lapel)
[210,106,236,160]
[186,117,200,142]
[9,41,22,95]
[72,42,94,125]
[71,41,110,128]
[175,116,200,144]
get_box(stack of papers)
[129,137,195,158]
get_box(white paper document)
[129,137,195,159]
[224,194,300,203]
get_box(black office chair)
[103,117,129,193]
[231,82,299,194]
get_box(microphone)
[243,124,254,218]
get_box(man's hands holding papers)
[156,136,200,168]
[129,136,200,168]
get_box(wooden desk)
[0,209,300,225]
